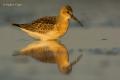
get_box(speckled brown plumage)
[14,16,57,34]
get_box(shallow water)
[0,0,120,80]
[0,25,120,80]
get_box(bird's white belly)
[20,28,60,40]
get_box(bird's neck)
[56,15,69,32]
[57,14,69,23]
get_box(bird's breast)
[56,20,69,35]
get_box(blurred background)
[0,0,120,27]
[0,0,120,80]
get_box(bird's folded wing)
[32,16,57,24]
[20,16,57,33]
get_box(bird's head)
[60,5,83,27]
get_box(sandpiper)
[12,5,83,40]
[13,40,83,74]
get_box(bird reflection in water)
[13,40,83,74]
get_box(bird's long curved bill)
[71,15,83,27]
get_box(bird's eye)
[67,11,69,14]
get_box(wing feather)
[18,16,57,33]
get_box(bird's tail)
[12,23,21,27]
